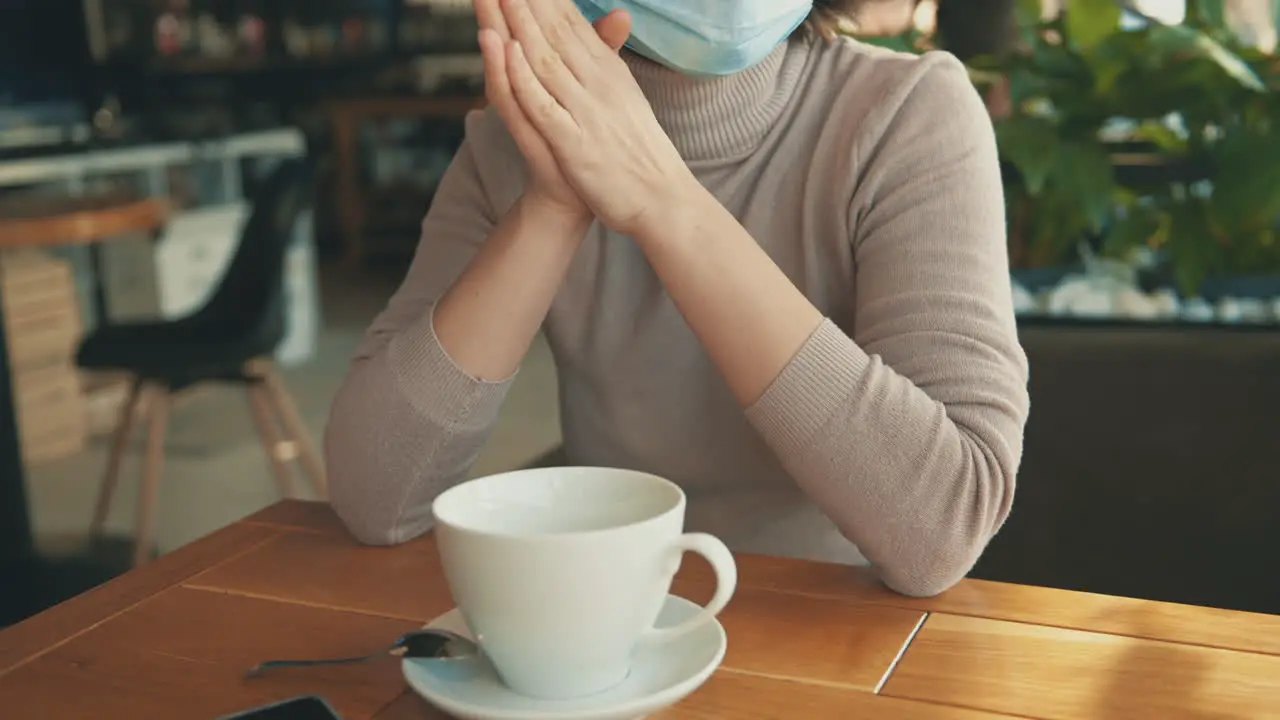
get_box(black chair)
[77,158,327,567]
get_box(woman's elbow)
[878,454,1016,596]
[334,507,403,547]
[325,440,396,547]
[325,454,434,547]
[323,397,427,547]
[877,533,988,598]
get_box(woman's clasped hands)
[476,0,697,238]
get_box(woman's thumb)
[593,10,633,52]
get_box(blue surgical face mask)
[573,0,814,77]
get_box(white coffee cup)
[432,466,737,700]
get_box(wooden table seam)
[714,665,888,693]
[0,530,283,679]
[874,611,929,694]
[178,584,432,624]
[918,610,1280,659]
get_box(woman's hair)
[804,0,864,39]
[801,0,1018,61]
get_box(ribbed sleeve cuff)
[745,319,871,458]
[385,306,516,432]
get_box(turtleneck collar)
[623,39,811,163]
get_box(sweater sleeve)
[325,114,516,546]
[744,53,1030,597]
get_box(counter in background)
[0,128,320,368]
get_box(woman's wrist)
[518,188,595,236]
[631,176,719,254]
[431,187,594,383]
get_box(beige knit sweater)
[325,36,1030,597]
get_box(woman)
[325,0,1030,598]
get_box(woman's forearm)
[433,192,593,381]
[633,173,1025,598]
[326,190,591,546]
[634,183,825,407]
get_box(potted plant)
[861,1,1280,306]
[975,0,1280,303]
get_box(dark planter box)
[972,321,1280,614]
[1200,275,1280,302]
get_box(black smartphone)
[217,696,344,720]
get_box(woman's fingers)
[480,29,548,156]
[475,0,512,40]
[479,29,517,121]
[528,0,604,68]
[507,40,580,145]
[501,0,591,106]
[593,10,633,53]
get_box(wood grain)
[187,529,453,622]
[0,195,169,248]
[6,502,1280,719]
[372,692,449,719]
[676,582,925,692]
[0,522,279,674]
[885,578,1280,658]
[663,671,1019,719]
[0,586,418,720]
[707,548,1280,656]
[367,669,1021,720]
[191,526,927,692]
[883,613,1280,720]
[241,499,349,535]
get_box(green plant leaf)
[996,117,1061,194]
[1104,204,1162,257]
[1087,45,1131,96]
[1015,0,1045,44]
[1132,120,1188,152]
[1167,203,1224,295]
[1016,0,1044,24]
[1210,129,1280,233]
[1052,140,1117,233]
[1186,0,1227,29]
[1065,0,1122,51]
[1148,25,1265,90]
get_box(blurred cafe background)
[0,0,1276,629]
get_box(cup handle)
[642,533,738,645]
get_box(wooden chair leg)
[133,384,171,568]
[247,382,297,499]
[259,362,327,499]
[90,378,144,539]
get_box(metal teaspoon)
[245,629,479,677]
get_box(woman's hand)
[476,0,633,220]
[489,0,698,237]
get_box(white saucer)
[402,594,727,720]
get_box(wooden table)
[2,501,1278,719]
[0,194,170,625]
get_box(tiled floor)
[26,263,563,558]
